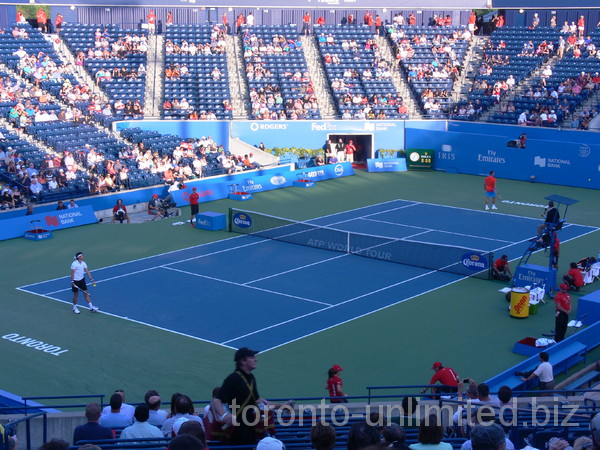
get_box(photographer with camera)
[520,351,555,393]
[148,194,163,221]
[111,199,130,224]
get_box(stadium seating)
[317,24,407,119]
[388,24,469,117]
[162,24,232,120]
[240,24,321,120]
[60,23,148,119]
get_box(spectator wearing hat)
[326,364,347,403]
[148,194,163,221]
[119,404,163,443]
[212,347,266,445]
[554,284,572,342]
[189,187,199,227]
[422,362,460,395]
[258,436,285,450]
[521,351,555,393]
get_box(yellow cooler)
[510,287,530,318]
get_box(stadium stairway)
[227,34,251,120]
[144,34,163,118]
[457,35,487,104]
[375,34,422,119]
[53,37,108,103]
[301,35,337,119]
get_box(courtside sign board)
[407,149,434,170]
[0,206,97,241]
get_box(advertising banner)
[0,206,97,241]
[172,163,354,206]
[366,158,407,172]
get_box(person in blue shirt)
[73,403,113,446]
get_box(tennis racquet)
[71,280,94,296]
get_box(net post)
[488,252,494,280]
[228,208,233,232]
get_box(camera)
[515,370,534,377]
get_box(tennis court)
[17,198,597,352]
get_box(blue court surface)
[17,199,598,352]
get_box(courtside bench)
[561,370,600,395]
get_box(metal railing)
[2,412,47,450]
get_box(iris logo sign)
[233,213,252,228]
[334,164,344,176]
[462,252,488,271]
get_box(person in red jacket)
[563,262,584,291]
[554,284,572,342]
[189,187,199,227]
[326,364,347,403]
[422,362,460,395]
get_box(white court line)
[400,230,435,240]
[18,197,599,351]
[225,226,600,351]
[163,266,332,306]
[245,253,349,285]
[319,202,420,228]
[15,287,235,349]
[361,217,516,244]
[221,267,440,345]
[258,275,467,352]
[17,234,247,288]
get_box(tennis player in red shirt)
[484,170,497,210]
[563,262,584,291]
[422,362,459,395]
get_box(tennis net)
[229,208,493,279]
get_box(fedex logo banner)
[0,206,97,241]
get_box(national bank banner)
[429,122,600,189]
[0,206,97,241]
[367,158,407,172]
[172,163,354,206]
